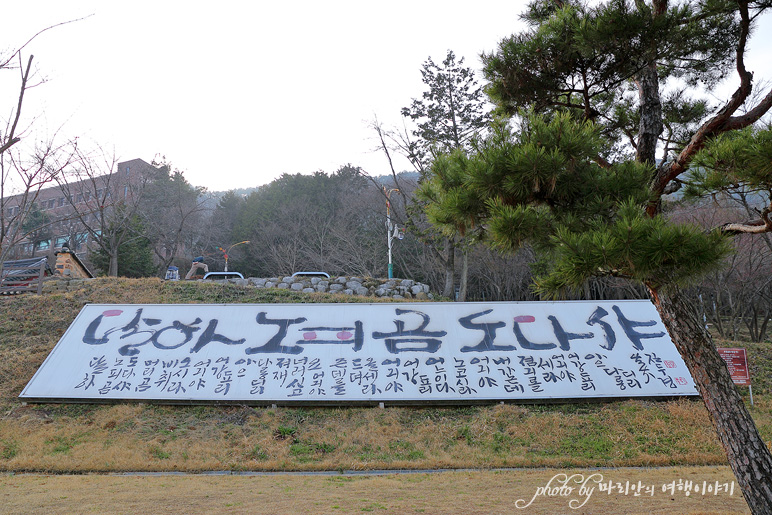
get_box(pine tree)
[403,50,491,300]
[427,1,772,511]
[90,215,156,277]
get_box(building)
[1,158,162,262]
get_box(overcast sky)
[2,1,771,192]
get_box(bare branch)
[0,15,93,69]
[0,55,34,156]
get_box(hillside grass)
[1,277,770,473]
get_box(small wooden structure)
[0,257,51,295]
[53,247,94,279]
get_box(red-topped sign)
[717,348,751,386]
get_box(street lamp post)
[217,240,250,272]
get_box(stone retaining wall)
[209,275,434,300]
[42,276,434,300]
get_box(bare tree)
[1,18,88,275]
[367,119,460,295]
[56,144,152,276]
[1,140,74,266]
[141,157,209,274]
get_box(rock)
[346,280,362,289]
[400,279,415,288]
[290,283,304,291]
[392,294,405,300]
[276,283,289,289]
[335,276,348,284]
[282,276,295,283]
[355,286,369,296]
[302,287,315,293]
[311,277,321,286]
[343,289,354,295]
[411,285,423,295]
[250,278,267,287]
[329,283,344,292]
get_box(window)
[37,239,51,250]
[55,236,68,247]
[58,197,65,207]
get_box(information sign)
[717,348,751,386]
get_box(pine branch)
[718,204,772,234]
[648,0,771,213]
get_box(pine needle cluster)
[418,111,733,297]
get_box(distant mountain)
[199,172,420,203]
[207,186,261,198]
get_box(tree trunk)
[652,285,772,513]
[109,251,119,277]
[458,247,468,302]
[442,238,455,298]
[635,62,663,166]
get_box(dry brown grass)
[0,399,744,473]
[0,277,769,515]
[0,466,749,514]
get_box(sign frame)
[21,300,698,405]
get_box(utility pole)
[385,187,399,279]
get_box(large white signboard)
[21,300,697,403]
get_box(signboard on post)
[717,347,753,405]
[21,300,697,404]
[717,348,751,386]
